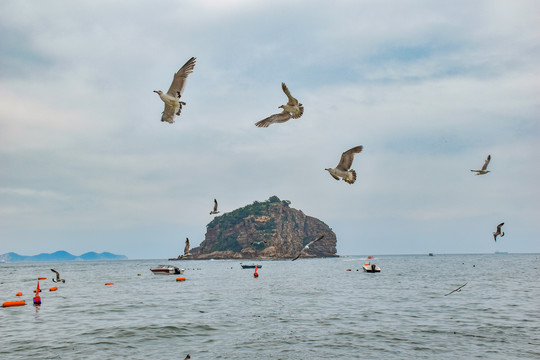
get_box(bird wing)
[336,146,363,170]
[50,269,60,279]
[184,238,190,255]
[481,155,491,171]
[213,199,218,212]
[160,106,176,124]
[167,57,196,96]
[281,82,299,106]
[255,110,292,127]
[291,252,302,261]
[497,222,504,232]
[444,282,467,296]
[305,235,325,248]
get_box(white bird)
[470,154,491,175]
[154,57,196,124]
[493,222,505,242]
[444,282,467,296]
[50,269,65,283]
[210,199,220,215]
[325,146,363,184]
[292,235,325,261]
[255,83,304,127]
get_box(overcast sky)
[1,0,538,259]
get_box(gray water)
[1,254,539,359]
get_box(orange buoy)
[367,256,374,259]
[3,300,26,307]
[16,292,22,296]
[254,266,259,278]
[105,282,114,285]
[346,269,351,271]
[49,286,58,291]
[38,277,46,280]
[176,277,186,282]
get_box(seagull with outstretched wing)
[493,222,505,242]
[444,282,467,296]
[184,238,191,257]
[50,269,65,283]
[255,83,304,127]
[210,199,220,215]
[325,146,363,184]
[292,235,325,261]
[154,57,196,124]
[471,154,491,175]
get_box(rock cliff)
[178,196,337,260]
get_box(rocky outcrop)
[175,196,337,260]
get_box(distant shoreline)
[0,251,127,263]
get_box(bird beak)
[153,90,158,93]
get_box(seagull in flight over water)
[444,283,467,296]
[493,222,505,242]
[325,146,363,184]
[255,83,304,127]
[470,154,491,175]
[292,235,325,261]
[50,269,65,283]
[154,57,196,124]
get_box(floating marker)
[3,300,26,307]
[33,281,41,305]
[49,286,58,292]
[38,277,46,280]
[176,277,186,282]
[16,292,22,296]
[105,283,114,286]
[346,269,351,271]
[254,266,259,278]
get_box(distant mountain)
[0,251,127,263]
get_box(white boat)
[149,265,184,275]
[362,262,381,273]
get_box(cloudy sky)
[1,0,538,259]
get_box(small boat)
[240,264,262,269]
[362,262,381,273]
[150,265,184,275]
[428,253,434,256]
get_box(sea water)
[0,254,539,359]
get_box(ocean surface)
[1,254,539,359]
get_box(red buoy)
[33,281,41,305]
[16,292,22,297]
[254,266,259,278]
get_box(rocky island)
[172,196,337,260]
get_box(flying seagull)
[470,154,491,175]
[210,199,220,215]
[444,282,467,296]
[184,355,190,360]
[154,57,196,124]
[251,240,267,246]
[325,146,363,184]
[292,235,325,261]
[255,83,304,127]
[183,238,191,257]
[493,222,505,242]
[50,269,65,283]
